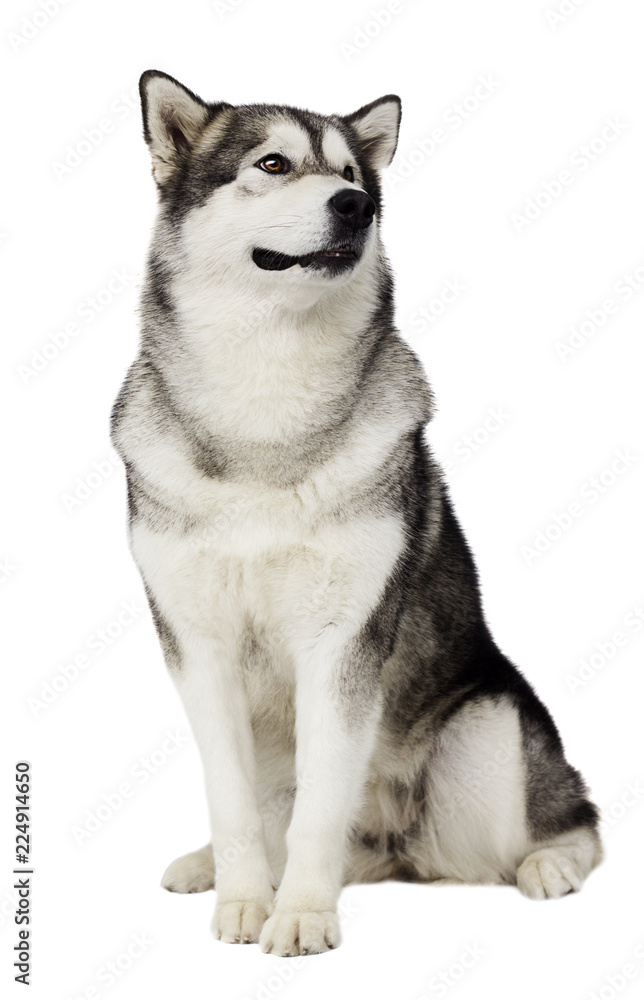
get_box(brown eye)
[257,154,289,174]
[343,165,354,182]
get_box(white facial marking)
[322,127,355,178]
[253,120,312,169]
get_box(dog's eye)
[343,165,354,182]
[257,154,289,174]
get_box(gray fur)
[111,72,602,953]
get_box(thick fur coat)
[111,71,602,956]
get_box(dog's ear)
[139,70,218,186]
[343,95,402,170]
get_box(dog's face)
[140,71,401,298]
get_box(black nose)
[329,188,376,230]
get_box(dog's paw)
[161,845,214,894]
[259,908,340,956]
[517,847,583,900]
[212,900,271,944]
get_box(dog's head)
[139,71,400,300]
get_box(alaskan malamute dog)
[111,70,602,956]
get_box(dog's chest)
[132,464,403,661]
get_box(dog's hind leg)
[403,693,602,895]
[161,843,215,893]
[343,832,399,885]
[516,826,602,899]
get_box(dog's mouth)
[252,245,360,272]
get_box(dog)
[110,70,602,957]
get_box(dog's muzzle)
[252,188,376,274]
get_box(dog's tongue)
[252,248,301,271]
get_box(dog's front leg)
[260,631,381,956]
[173,635,275,944]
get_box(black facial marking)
[286,106,326,160]
[158,107,268,221]
[154,100,387,226]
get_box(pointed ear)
[139,70,213,186]
[343,95,402,170]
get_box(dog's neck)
[141,249,392,446]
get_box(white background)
[3,1,644,998]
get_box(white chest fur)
[131,469,405,673]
